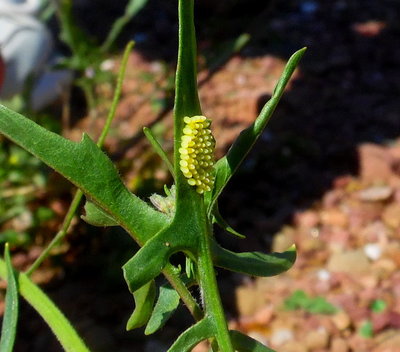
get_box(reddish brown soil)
[3,1,400,351]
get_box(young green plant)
[0,0,305,350]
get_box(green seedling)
[359,320,374,338]
[0,1,305,351]
[370,299,387,313]
[358,299,388,339]
[284,290,338,315]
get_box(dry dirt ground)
[2,0,400,351]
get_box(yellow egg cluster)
[179,116,215,194]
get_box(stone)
[294,210,320,228]
[272,230,295,252]
[192,341,209,352]
[373,258,397,276]
[281,341,308,352]
[382,203,400,229]
[364,243,382,261]
[10,211,33,232]
[331,311,351,331]
[372,329,400,352]
[320,209,348,227]
[385,243,400,267]
[235,284,265,317]
[330,337,349,352]
[323,189,345,207]
[304,327,329,350]
[359,274,379,289]
[327,249,370,275]
[360,221,390,243]
[253,305,274,325]
[358,144,392,183]
[270,328,294,347]
[317,269,331,282]
[352,20,387,36]
[334,176,353,189]
[358,186,392,202]
[348,202,384,232]
[372,312,392,333]
[326,228,350,250]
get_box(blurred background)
[1,0,400,351]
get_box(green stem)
[82,83,98,122]
[23,40,203,323]
[0,259,91,352]
[163,264,203,321]
[97,41,134,146]
[26,190,83,276]
[26,42,134,276]
[197,211,233,352]
[143,127,175,178]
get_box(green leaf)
[0,230,30,247]
[145,283,181,335]
[212,241,296,277]
[0,258,90,352]
[123,231,173,293]
[213,203,245,239]
[0,244,19,352]
[173,0,202,205]
[0,105,169,244]
[283,290,338,315]
[359,320,373,338]
[167,318,214,352]
[371,299,387,313]
[230,331,275,352]
[283,289,308,310]
[123,221,198,293]
[81,200,119,227]
[126,280,156,330]
[207,47,307,212]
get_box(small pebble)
[281,341,308,352]
[330,337,349,352]
[317,269,331,282]
[327,249,370,274]
[358,186,392,202]
[270,328,294,346]
[364,243,382,261]
[304,327,329,349]
[331,311,351,331]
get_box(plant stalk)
[26,189,83,276]
[0,258,91,352]
[197,214,234,351]
[163,264,203,321]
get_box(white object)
[364,243,382,261]
[0,0,72,110]
[317,269,331,282]
[0,0,42,15]
[0,12,52,99]
[270,328,294,346]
